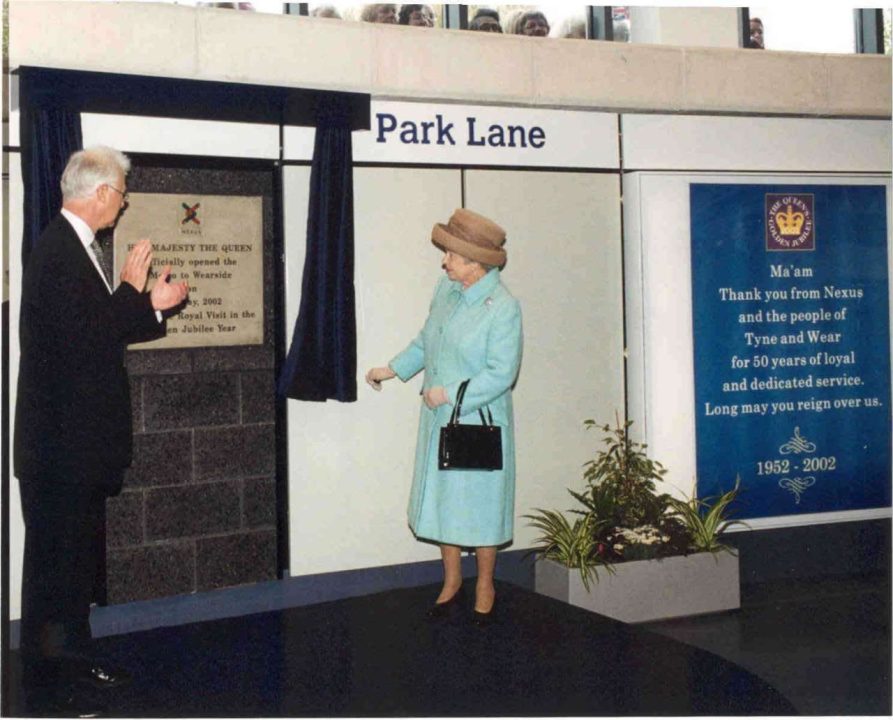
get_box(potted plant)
[527,414,744,623]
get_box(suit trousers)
[19,475,108,677]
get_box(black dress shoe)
[26,686,107,718]
[426,586,466,619]
[75,663,132,690]
[51,690,107,718]
[472,595,497,626]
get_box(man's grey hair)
[60,146,131,202]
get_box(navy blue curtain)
[20,103,83,268]
[278,114,357,402]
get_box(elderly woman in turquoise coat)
[366,208,523,623]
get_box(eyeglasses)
[107,184,129,202]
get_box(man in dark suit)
[14,145,189,715]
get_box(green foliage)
[667,476,746,553]
[580,414,670,529]
[527,414,743,583]
[523,509,606,591]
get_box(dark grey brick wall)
[108,346,278,605]
[104,163,279,605]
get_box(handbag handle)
[448,379,495,427]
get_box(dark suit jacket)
[14,214,164,493]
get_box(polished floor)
[641,573,891,715]
[5,573,888,717]
[7,580,797,717]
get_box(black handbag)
[438,380,503,471]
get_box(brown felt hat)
[431,208,507,267]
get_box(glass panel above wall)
[194,0,287,13]
[306,3,443,26]
[115,0,287,12]
[884,8,892,54]
[748,5,858,53]
[466,5,588,38]
[611,5,630,42]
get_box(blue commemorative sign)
[690,183,891,519]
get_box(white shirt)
[60,207,162,323]
[61,207,111,294]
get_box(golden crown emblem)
[775,205,805,235]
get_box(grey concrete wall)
[9,2,891,119]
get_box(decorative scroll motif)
[779,476,816,504]
[779,427,817,455]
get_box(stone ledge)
[10,2,891,119]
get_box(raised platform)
[6,581,794,717]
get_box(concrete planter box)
[535,552,740,624]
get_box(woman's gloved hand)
[365,366,396,391]
[423,386,448,409]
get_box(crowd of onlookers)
[318,4,587,39]
[198,3,593,39]
[197,3,767,47]
[748,16,765,48]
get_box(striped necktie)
[90,238,113,287]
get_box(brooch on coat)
[485,297,493,307]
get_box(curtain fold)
[20,103,83,268]
[278,112,357,402]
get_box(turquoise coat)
[390,269,523,547]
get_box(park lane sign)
[286,100,619,169]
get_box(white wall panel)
[622,115,892,173]
[6,79,281,159]
[629,7,740,48]
[81,114,280,159]
[623,173,646,444]
[623,171,892,529]
[8,74,19,147]
[7,154,25,620]
[285,167,625,575]
[282,126,316,162]
[285,167,461,577]
[465,170,625,549]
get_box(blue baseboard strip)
[8,548,535,649]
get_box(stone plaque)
[114,193,264,349]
